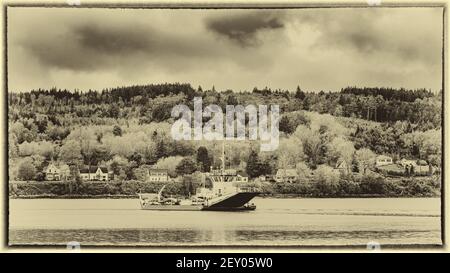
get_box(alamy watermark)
[67,241,81,252]
[171,97,280,151]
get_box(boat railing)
[237,186,260,193]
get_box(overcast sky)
[8,7,443,93]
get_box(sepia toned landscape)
[7,7,443,246]
[8,85,442,198]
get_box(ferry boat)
[139,142,259,211]
[138,184,258,211]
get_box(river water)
[9,197,442,246]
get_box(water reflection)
[9,228,441,246]
[9,198,442,246]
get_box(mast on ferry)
[221,140,225,183]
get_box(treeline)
[9,83,196,105]
[9,83,441,130]
[340,86,434,102]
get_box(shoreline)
[9,176,441,199]
[9,193,440,199]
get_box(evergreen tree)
[196,146,211,172]
[295,86,306,100]
[279,115,294,134]
[246,150,263,178]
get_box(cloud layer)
[205,11,285,47]
[8,8,443,92]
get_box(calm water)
[9,198,442,246]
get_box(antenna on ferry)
[222,140,225,182]
[222,140,225,172]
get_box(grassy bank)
[9,176,440,199]
[258,176,440,198]
[9,180,185,199]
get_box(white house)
[235,175,248,182]
[399,159,418,167]
[147,168,169,182]
[275,169,299,183]
[414,160,431,175]
[44,163,61,181]
[79,166,110,181]
[375,155,393,167]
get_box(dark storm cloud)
[75,23,152,54]
[22,21,156,71]
[206,11,285,46]
[25,34,105,71]
[21,20,215,71]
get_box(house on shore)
[236,170,249,183]
[412,160,431,176]
[44,163,61,181]
[146,168,169,182]
[44,163,71,181]
[399,159,417,168]
[275,169,299,183]
[376,157,435,176]
[375,155,393,167]
[334,158,349,175]
[79,166,110,181]
[258,175,275,183]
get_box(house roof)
[400,159,418,166]
[417,160,428,166]
[237,170,248,177]
[44,163,59,172]
[335,158,347,169]
[79,166,108,174]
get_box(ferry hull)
[202,205,256,211]
[141,204,203,211]
[205,192,259,209]
[141,204,256,211]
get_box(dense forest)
[8,84,440,128]
[8,83,442,196]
